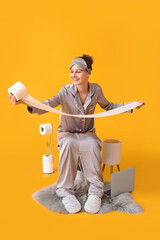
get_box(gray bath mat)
[32,179,143,214]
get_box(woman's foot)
[62,195,81,214]
[84,195,101,214]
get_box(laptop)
[105,167,135,197]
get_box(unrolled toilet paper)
[39,123,53,135]
[8,81,143,118]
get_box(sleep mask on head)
[69,57,91,74]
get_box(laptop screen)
[111,167,135,197]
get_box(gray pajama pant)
[56,133,104,198]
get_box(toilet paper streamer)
[8,81,142,118]
[39,123,53,135]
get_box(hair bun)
[79,54,94,71]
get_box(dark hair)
[78,54,94,71]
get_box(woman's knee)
[86,136,101,150]
[61,136,77,150]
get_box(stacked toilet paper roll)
[42,154,53,174]
[39,123,54,174]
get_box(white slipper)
[62,195,81,214]
[84,195,101,214]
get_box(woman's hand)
[135,101,146,109]
[8,93,23,105]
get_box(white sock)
[84,195,101,214]
[62,195,81,214]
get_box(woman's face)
[70,64,90,86]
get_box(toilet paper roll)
[8,81,28,101]
[8,81,143,118]
[43,164,54,174]
[102,139,122,165]
[42,154,53,173]
[39,123,53,135]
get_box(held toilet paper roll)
[39,123,53,135]
[8,81,28,100]
[42,154,53,174]
[8,81,143,118]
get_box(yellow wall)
[0,0,160,239]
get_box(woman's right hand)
[8,93,23,105]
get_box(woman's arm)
[28,87,65,115]
[97,87,145,112]
[8,86,64,115]
[97,87,133,113]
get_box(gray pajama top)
[28,82,133,133]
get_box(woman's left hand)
[135,101,146,109]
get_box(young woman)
[8,54,145,214]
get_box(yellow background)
[0,0,160,239]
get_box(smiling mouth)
[73,79,80,81]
